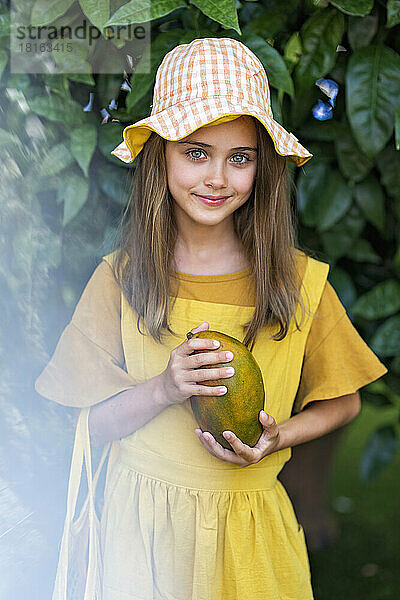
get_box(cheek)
[232,165,257,193]
[167,159,199,190]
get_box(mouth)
[194,194,231,206]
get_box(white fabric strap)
[52,408,111,600]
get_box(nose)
[204,160,228,189]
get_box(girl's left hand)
[195,410,280,466]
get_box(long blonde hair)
[110,117,310,351]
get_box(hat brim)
[111,98,312,167]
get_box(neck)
[173,229,248,274]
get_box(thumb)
[259,410,276,427]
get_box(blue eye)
[185,150,250,164]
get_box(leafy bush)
[1,0,399,597]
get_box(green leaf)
[354,174,386,234]
[347,15,378,50]
[360,426,399,483]
[329,267,357,309]
[0,49,8,79]
[376,145,400,202]
[43,74,71,98]
[316,170,352,232]
[0,128,20,146]
[241,34,294,97]
[345,45,400,159]
[370,315,400,356]
[57,174,90,226]
[295,8,345,95]
[70,124,97,177]
[297,160,328,227]
[33,142,75,178]
[28,94,86,125]
[105,0,186,26]
[347,238,381,264]
[321,205,365,260]
[352,280,400,319]
[98,121,125,160]
[96,164,129,205]
[395,103,400,151]
[126,30,183,110]
[333,122,373,183]
[189,0,241,34]
[68,73,96,86]
[31,0,75,26]
[330,0,373,17]
[391,354,400,375]
[78,0,110,29]
[284,32,302,69]
[387,0,400,28]
[0,12,10,38]
[242,8,285,39]
[52,41,92,74]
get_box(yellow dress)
[98,251,323,600]
[35,250,388,600]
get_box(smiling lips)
[194,194,230,206]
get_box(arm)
[275,390,361,452]
[195,391,361,465]
[88,373,168,447]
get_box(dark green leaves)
[70,124,97,177]
[78,0,110,29]
[361,425,399,483]
[371,316,400,357]
[297,161,352,231]
[189,0,241,34]
[352,280,400,320]
[31,0,75,26]
[386,0,400,28]
[241,34,294,97]
[354,175,386,234]
[105,0,187,27]
[295,9,345,95]
[331,0,373,17]
[57,174,90,225]
[346,45,400,158]
[28,95,86,126]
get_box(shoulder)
[295,249,330,278]
[295,249,330,293]
[294,249,330,315]
[102,248,129,270]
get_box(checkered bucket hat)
[111,37,312,167]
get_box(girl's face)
[165,116,258,230]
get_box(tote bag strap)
[52,407,112,600]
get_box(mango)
[189,330,265,450]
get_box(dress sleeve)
[34,260,138,408]
[294,280,388,413]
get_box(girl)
[35,37,387,600]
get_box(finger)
[259,410,277,430]
[222,431,259,463]
[196,429,245,464]
[186,322,209,341]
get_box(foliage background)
[1,0,399,597]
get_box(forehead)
[173,116,257,146]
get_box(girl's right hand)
[160,321,235,406]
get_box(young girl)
[35,37,387,600]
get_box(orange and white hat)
[111,37,312,167]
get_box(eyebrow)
[177,140,258,152]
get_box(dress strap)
[52,408,112,600]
